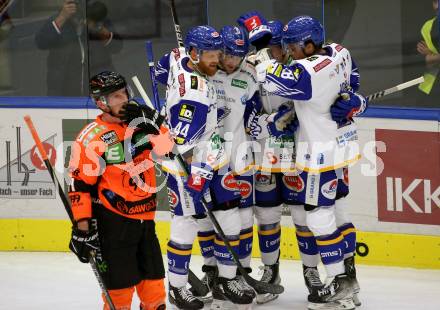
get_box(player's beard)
[197,61,218,76]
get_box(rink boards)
[0,99,439,269]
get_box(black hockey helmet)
[89,71,133,108]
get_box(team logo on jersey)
[178,103,195,122]
[100,130,118,145]
[190,76,198,90]
[306,56,319,62]
[237,180,252,199]
[221,173,239,191]
[178,73,185,97]
[255,173,276,192]
[168,188,179,210]
[313,59,332,72]
[321,179,338,199]
[283,175,304,192]
[235,39,245,46]
[231,78,248,89]
[335,44,344,52]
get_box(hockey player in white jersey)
[155,25,255,309]
[246,14,368,310]
[192,25,295,309]
[237,15,298,304]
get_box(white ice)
[1,252,439,309]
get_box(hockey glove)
[267,105,296,138]
[330,91,368,124]
[69,226,100,263]
[184,163,214,202]
[237,11,272,50]
[120,99,165,135]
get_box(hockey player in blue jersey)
[239,12,368,310]
[156,25,256,309]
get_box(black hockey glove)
[120,99,165,135]
[69,226,100,263]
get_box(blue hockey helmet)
[268,20,284,46]
[220,25,249,57]
[184,25,223,52]
[282,16,324,47]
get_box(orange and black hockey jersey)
[68,114,160,221]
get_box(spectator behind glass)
[417,0,440,97]
[35,0,123,96]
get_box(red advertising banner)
[376,129,440,225]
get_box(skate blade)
[308,298,356,310]
[256,292,279,304]
[353,293,361,307]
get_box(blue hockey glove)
[331,91,368,124]
[267,105,295,137]
[184,162,214,202]
[237,11,272,50]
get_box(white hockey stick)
[366,76,424,101]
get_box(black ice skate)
[189,265,217,303]
[169,284,204,310]
[303,265,324,294]
[211,277,254,310]
[255,262,281,304]
[236,267,256,299]
[307,274,355,310]
[344,256,361,306]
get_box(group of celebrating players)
[67,9,368,310]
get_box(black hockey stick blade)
[188,269,210,296]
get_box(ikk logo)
[0,126,56,199]
[376,129,440,225]
[321,179,338,200]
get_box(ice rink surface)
[1,252,439,309]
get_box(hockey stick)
[145,41,162,110]
[23,116,116,310]
[169,0,184,48]
[366,76,424,101]
[132,80,284,295]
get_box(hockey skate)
[303,265,324,294]
[169,284,204,310]
[344,256,361,307]
[236,267,256,299]
[255,262,281,304]
[211,277,254,310]
[307,274,355,310]
[189,265,217,303]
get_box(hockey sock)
[315,230,345,277]
[137,279,166,310]
[339,222,356,259]
[214,233,240,279]
[167,240,193,287]
[258,222,281,265]
[103,287,134,310]
[295,224,320,267]
[198,229,216,266]
[238,226,253,268]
